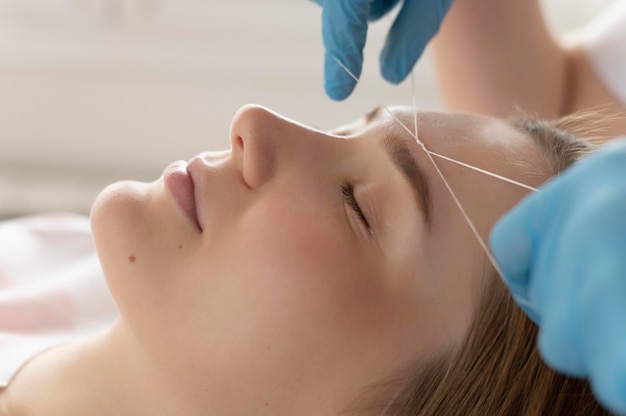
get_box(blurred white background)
[0,0,618,217]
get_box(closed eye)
[341,181,371,230]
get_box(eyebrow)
[362,106,432,227]
[382,132,432,228]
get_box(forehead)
[380,106,549,176]
[333,105,550,201]
[383,105,551,228]
[388,106,528,150]
[337,106,532,150]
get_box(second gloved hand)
[490,138,626,414]
[310,0,455,100]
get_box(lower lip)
[163,161,201,232]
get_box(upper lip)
[186,158,204,233]
[186,151,233,233]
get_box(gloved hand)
[490,138,626,414]
[310,0,455,100]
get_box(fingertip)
[585,302,626,414]
[380,64,406,85]
[537,317,587,378]
[489,213,532,285]
[324,53,358,100]
[324,81,353,101]
[512,294,541,325]
[590,355,626,414]
[489,219,509,258]
[323,68,356,100]
[378,0,432,85]
[379,48,411,84]
[369,0,401,20]
[489,208,541,317]
[318,0,368,99]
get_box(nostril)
[235,135,244,151]
[233,136,247,186]
[229,105,280,190]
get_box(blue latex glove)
[490,138,626,414]
[310,0,455,100]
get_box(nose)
[229,104,327,189]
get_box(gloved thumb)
[586,286,626,414]
[580,228,626,414]
[489,189,553,324]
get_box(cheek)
[233,195,383,327]
[204,193,402,359]
[143,192,397,380]
[200,194,408,372]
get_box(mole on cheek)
[128,255,136,263]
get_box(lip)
[163,161,202,232]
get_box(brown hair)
[346,116,613,416]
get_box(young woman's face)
[91,105,550,409]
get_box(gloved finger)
[580,221,626,413]
[534,201,586,374]
[538,312,587,377]
[369,0,401,21]
[535,248,586,376]
[539,190,626,413]
[490,159,585,318]
[309,0,324,6]
[585,274,626,414]
[591,354,626,415]
[489,189,550,316]
[380,0,454,83]
[321,0,370,100]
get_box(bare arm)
[432,0,567,119]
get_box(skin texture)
[432,0,626,138]
[433,0,567,118]
[0,105,550,416]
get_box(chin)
[90,180,156,274]
[91,180,153,235]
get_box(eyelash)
[341,181,371,230]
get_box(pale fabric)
[582,0,626,107]
[0,213,117,388]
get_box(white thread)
[410,71,421,147]
[406,68,507,282]
[376,100,539,192]
[421,130,508,279]
[427,151,540,192]
[333,55,537,316]
[379,386,402,416]
[333,56,539,193]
